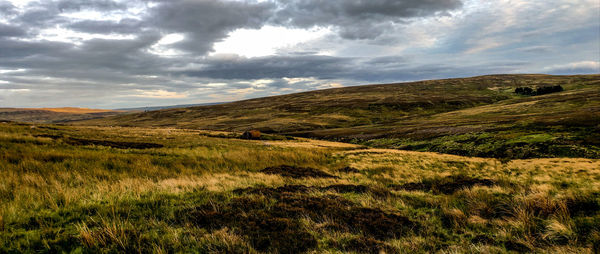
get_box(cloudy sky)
[0,0,599,109]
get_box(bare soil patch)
[34,134,63,139]
[392,175,496,194]
[65,137,164,149]
[335,237,392,254]
[337,166,360,173]
[260,165,338,178]
[321,184,391,197]
[234,184,391,197]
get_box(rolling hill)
[0,107,128,123]
[116,102,225,112]
[78,74,600,159]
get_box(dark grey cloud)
[67,19,144,34]
[0,1,16,15]
[0,34,166,77]
[0,38,72,59]
[271,0,462,39]
[14,5,64,27]
[149,0,274,54]
[53,0,126,12]
[0,23,25,37]
[65,34,163,71]
[180,55,353,79]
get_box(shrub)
[515,85,563,96]
[240,130,261,139]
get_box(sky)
[0,0,599,109]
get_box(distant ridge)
[117,102,225,112]
[30,107,121,113]
[0,107,126,123]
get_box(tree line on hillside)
[515,85,563,96]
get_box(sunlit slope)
[303,85,600,158]
[80,74,598,131]
[301,84,600,138]
[78,74,600,158]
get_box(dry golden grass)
[1,122,598,253]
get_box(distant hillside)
[0,107,127,123]
[77,74,600,159]
[117,102,225,112]
[33,107,117,114]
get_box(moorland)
[1,74,599,253]
[81,74,600,160]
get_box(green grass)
[308,79,600,159]
[359,128,600,160]
[506,133,556,144]
[1,122,599,253]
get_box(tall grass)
[1,122,598,253]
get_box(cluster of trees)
[515,85,563,96]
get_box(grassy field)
[78,74,600,159]
[327,85,600,159]
[1,122,599,253]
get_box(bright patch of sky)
[4,0,33,8]
[148,33,186,57]
[29,26,136,44]
[212,26,332,57]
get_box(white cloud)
[212,25,331,57]
[5,0,35,8]
[543,61,600,73]
[23,26,136,44]
[2,88,30,91]
[148,33,186,56]
[133,89,188,99]
[0,69,26,74]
